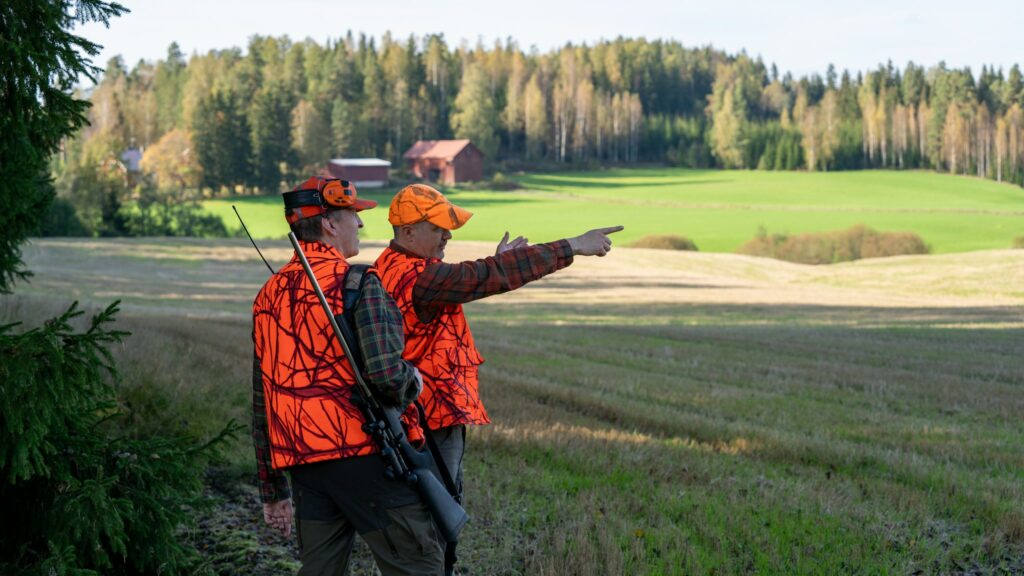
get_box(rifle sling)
[415,401,460,501]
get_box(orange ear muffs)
[283,176,376,224]
[321,179,357,209]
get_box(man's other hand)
[568,226,624,257]
[495,231,529,255]
[412,366,424,398]
[263,499,293,537]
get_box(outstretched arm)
[412,226,624,322]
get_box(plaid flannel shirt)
[251,273,416,504]
[403,239,575,322]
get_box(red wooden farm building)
[325,158,391,188]
[402,139,483,185]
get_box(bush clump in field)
[1013,236,1024,249]
[629,234,699,251]
[738,224,929,264]
[488,172,522,190]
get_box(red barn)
[403,140,483,185]
[325,158,391,188]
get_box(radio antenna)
[233,205,275,274]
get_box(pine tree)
[193,91,252,192]
[451,62,500,161]
[524,73,548,161]
[154,42,187,134]
[250,82,295,192]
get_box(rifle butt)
[412,468,469,543]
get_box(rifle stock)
[287,233,469,543]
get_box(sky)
[78,0,1023,81]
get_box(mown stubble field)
[5,238,1024,575]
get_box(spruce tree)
[0,302,234,574]
[1,3,235,573]
[0,0,126,292]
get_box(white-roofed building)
[325,158,391,188]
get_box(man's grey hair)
[289,209,341,242]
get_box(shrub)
[39,197,90,237]
[1013,236,1024,249]
[737,224,930,264]
[0,302,234,574]
[736,226,787,258]
[861,231,929,259]
[488,172,522,190]
[629,234,699,251]
[121,200,229,237]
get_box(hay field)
[6,238,1024,574]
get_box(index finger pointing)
[597,225,625,235]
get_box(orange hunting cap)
[388,184,473,230]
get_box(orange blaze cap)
[387,184,473,230]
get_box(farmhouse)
[403,139,483,185]
[120,147,143,173]
[325,158,391,188]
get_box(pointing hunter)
[374,183,623,573]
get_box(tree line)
[56,33,1024,228]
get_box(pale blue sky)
[79,0,1023,80]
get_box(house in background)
[325,158,391,188]
[403,139,483,185]
[120,147,143,173]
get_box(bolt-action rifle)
[287,232,469,543]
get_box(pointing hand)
[568,226,624,257]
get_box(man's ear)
[320,213,337,238]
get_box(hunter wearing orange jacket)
[375,183,623,507]
[253,176,443,576]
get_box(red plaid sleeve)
[412,240,574,322]
[251,354,290,504]
[353,274,421,406]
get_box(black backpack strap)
[334,264,373,375]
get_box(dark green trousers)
[291,456,444,576]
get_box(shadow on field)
[521,279,738,290]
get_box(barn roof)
[329,158,391,167]
[403,139,477,160]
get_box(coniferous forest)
[54,33,1024,234]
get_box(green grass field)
[205,169,1024,253]
[7,238,1023,575]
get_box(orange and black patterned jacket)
[375,240,574,430]
[252,241,420,478]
